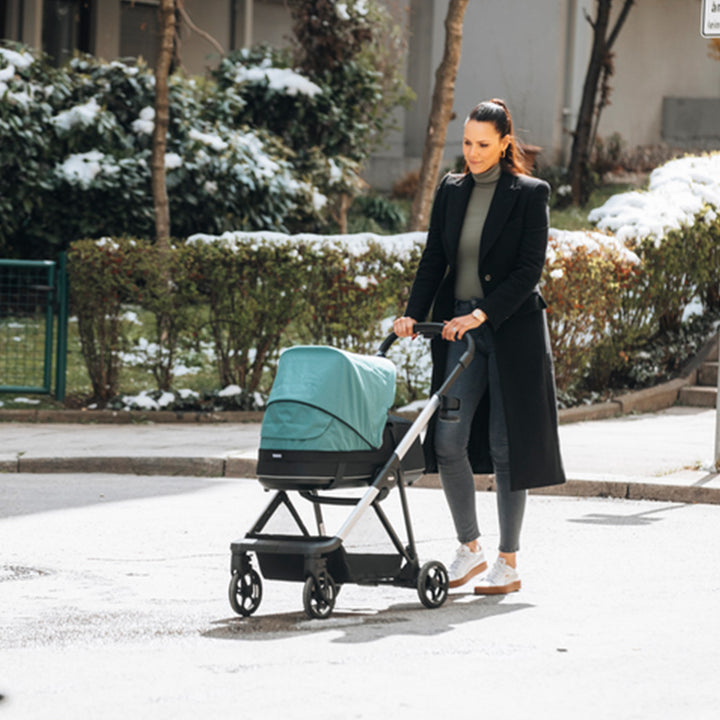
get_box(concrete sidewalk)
[2,405,720,505]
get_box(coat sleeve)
[403,175,451,321]
[477,179,550,329]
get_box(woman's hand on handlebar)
[442,310,486,341]
[393,316,417,338]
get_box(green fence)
[0,254,68,401]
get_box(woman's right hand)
[393,316,417,338]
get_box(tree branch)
[607,0,634,50]
[177,0,225,57]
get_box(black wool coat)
[404,170,566,491]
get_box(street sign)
[702,0,720,37]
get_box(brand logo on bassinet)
[272,453,283,459]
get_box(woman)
[393,99,565,594]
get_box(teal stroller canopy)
[260,346,397,452]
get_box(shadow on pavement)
[566,502,688,526]
[204,593,533,644]
[0,473,230,519]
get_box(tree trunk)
[409,0,469,231]
[567,0,634,206]
[150,0,176,390]
[152,0,176,249]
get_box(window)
[42,0,91,66]
[120,0,159,66]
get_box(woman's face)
[463,120,510,174]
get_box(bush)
[0,45,330,258]
[542,229,641,392]
[67,237,152,402]
[66,231,423,403]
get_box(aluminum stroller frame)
[228,323,475,619]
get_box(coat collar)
[480,170,521,262]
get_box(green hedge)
[67,232,422,404]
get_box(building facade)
[3,0,719,189]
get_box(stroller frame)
[229,323,475,619]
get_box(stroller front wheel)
[303,571,337,619]
[228,568,263,617]
[417,561,449,609]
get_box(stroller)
[228,323,475,619]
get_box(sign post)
[702,0,720,37]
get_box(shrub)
[589,153,720,331]
[1,45,328,259]
[67,237,152,402]
[542,229,641,392]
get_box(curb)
[0,375,695,426]
[5,456,719,506]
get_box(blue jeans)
[434,300,527,552]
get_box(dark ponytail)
[466,98,527,175]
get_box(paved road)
[1,471,719,719]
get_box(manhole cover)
[0,565,49,582]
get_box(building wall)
[597,0,720,148]
[366,0,587,188]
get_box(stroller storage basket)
[257,414,425,490]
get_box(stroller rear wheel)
[303,571,337,619]
[228,568,263,617]
[417,561,449,609]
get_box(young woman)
[393,99,565,594]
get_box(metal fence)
[0,255,68,401]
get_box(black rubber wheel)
[417,560,449,609]
[302,571,337,619]
[228,568,263,617]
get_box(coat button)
[484,274,492,282]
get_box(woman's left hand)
[442,310,486,341]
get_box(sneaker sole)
[448,561,488,589]
[473,579,521,595]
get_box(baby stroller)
[228,323,475,619]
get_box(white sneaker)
[447,544,487,588]
[473,557,521,595]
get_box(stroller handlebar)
[376,322,476,367]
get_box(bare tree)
[409,0,470,231]
[567,0,634,206]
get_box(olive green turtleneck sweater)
[455,162,501,301]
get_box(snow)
[189,128,228,152]
[233,64,322,98]
[588,153,720,245]
[0,47,35,70]
[164,152,183,170]
[547,228,640,265]
[186,230,426,258]
[52,97,102,131]
[56,151,120,189]
[131,106,155,135]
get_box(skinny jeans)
[434,300,527,552]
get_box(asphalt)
[2,398,720,718]
[2,402,720,505]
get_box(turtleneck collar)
[472,162,502,185]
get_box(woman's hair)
[466,98,527,175]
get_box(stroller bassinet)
[257,345,425,489]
